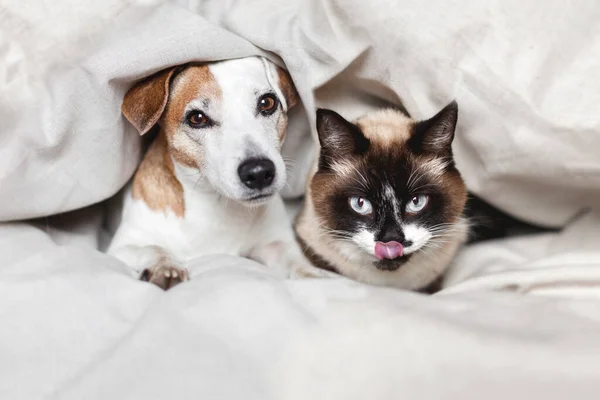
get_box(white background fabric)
[1,0,600,398]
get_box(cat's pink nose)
[374,241,404,260]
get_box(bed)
[1,0,600,398]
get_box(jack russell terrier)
[108,57,325,289]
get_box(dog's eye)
[349,196,373,216]
[405,194,429,215]
[186,111,210,128]
[257,94,278,116]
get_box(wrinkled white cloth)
[1,0,600,399]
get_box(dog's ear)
[122,66,181,135]
[276,66,298,110]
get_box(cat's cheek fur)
[351,229,377,256]
[402,224,433,255]
[336,242,363,262]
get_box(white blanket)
[1,0,600,398]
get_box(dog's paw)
[140,264,189,290]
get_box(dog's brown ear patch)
[122,66,180,135]
[132,134,185,217]
[276,67,298,109]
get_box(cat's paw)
[140,264,189,290]
[289,262,339,279]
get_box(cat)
[294,101,468,292]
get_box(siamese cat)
[295,102,468,292]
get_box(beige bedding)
[1,0,600,398]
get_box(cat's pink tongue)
[374,241,404,260]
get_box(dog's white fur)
[108,57,326,288]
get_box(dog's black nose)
[238,158,276,190]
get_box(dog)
[108,56,323,289]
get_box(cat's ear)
[409,101,458,156]
[316,109,370,168]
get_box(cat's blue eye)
[405,194,429,214]
[349,196,373,215]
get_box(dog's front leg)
[111,245,189,290]
[246,240,338,279]
[244,198,338,279]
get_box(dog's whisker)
[181,170,203,177]
[193,175,204,191]
[283,158,298,167]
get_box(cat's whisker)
[426,232,456,241]
[427,223,461,232]
[408,183,439,193]
[428,229,456,236]
[323,231,354,239]
[406,162,430,190]
[347,163,370,191]
[427,240,453,247]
